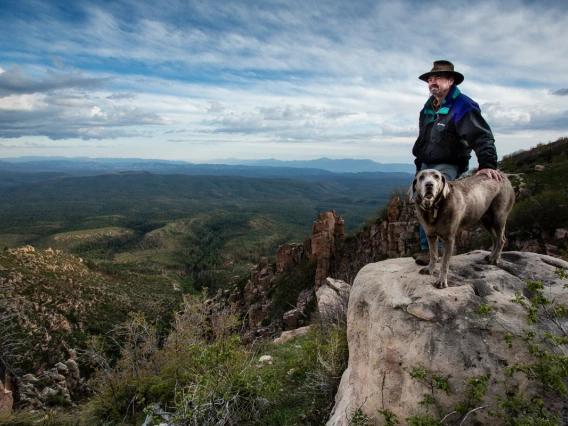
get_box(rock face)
[312,211,345,291]
[0,380,13,412]
[328,251,568,425]
[276,241,310,272]
[242,257,274,329]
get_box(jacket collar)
[424,85,461,116]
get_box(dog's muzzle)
[421,187,435,207]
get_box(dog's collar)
[416,180,446,222]
[419,202,440,221]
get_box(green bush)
[84,294,259,425]
[508,190,568,237]
[268,258,318,322]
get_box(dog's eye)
[434,174,440,179]
[419,175,424,180]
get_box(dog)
[408,169,515,289]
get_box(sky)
[0,0,567,164]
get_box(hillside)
[0,171,412,293]
[0,172,409,237]
[500,137,568,243]
[0,246,181,381]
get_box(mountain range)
[0,156,416,176]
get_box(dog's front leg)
[434,238,454,289]
[419,234,439,277]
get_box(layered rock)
[312,211,345,290]
[276,240,311,272]
[241,257,274,329]
[328,251,568,425]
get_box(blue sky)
[1,0,567,163]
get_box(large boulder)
[328,251,568,425]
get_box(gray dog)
[408,169,515,289]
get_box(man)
[412,60,503,265]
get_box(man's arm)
[455,103,501,180]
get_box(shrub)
[268,258,317,322]
[79,284,351,425]
[508,190,568,237]
[84,293,261,425]
[301,324,349,422]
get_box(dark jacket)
[412,85,497,175]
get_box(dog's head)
[408,169,450,208]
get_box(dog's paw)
[434,279,448,289]
[485,255,500,265]
[419,267,434,275]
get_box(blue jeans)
[419,163,460,250]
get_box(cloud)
[0,95,171,139]
[551,88,568,96]
[0,68,171,139]
[164,128,190,134]
[0,67,110,98]
[204,103,359,139]
[482,101,568,134]
[207,101,225,114]
[48,54,64,68]
[106,92,138,100]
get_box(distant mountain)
[0,156,415,179]
[208,157,416,174]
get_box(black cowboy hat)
[419,60,464,85]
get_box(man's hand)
[476,168,504,181]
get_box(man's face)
[428,74,454,98]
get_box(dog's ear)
[408,178,417,201]
[441,175,450,198]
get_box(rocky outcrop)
[17,356,87,409]
[312,211,345,290]
[232,212,346,339]
[327,251,568,425]
[276,241,310,272]
[242,257,274,329]
[0,379,13,412]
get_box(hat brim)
[419,71,464,86]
